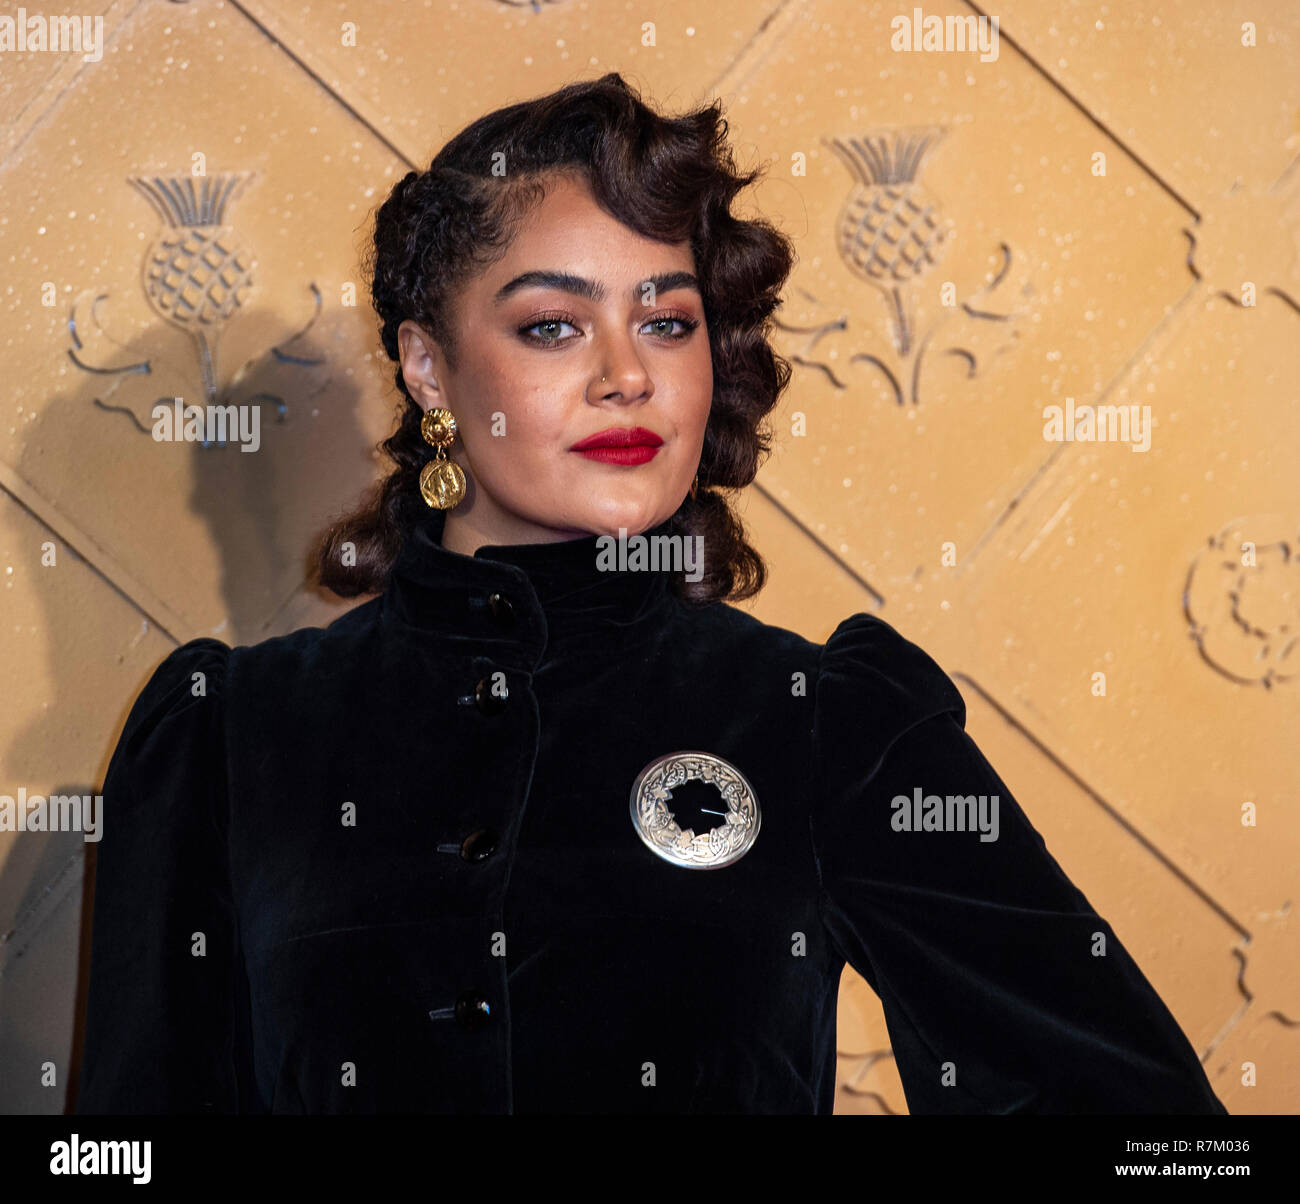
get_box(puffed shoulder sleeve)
[77,639,256,1114]
[811,613,1227,1115]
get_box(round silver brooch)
[629,750,761,870]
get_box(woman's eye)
[522,319,579,344]
[642,316,694,338]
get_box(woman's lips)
[570,426,663,465]
[573,445,660,465]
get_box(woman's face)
[397,172,713,554]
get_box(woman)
[76,73,1226,1115]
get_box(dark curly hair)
[312,72,795,605]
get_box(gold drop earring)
[419,406,467,510]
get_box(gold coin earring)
[419,406,467,510]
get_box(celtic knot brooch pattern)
[629,751,761,870]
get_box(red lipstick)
[570,426,663,465]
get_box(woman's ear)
[396,320,444,410]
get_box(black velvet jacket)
[76,512,1227,1115]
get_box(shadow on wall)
[0,299,376,1113]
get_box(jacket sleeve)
[77,638,257,1114]
[810,612,1227,1115]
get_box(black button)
[474,675,508,715]
[455,991,492,1031]
[460,827,498,862]
[487,592,516,628]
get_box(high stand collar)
[382,507,682,662]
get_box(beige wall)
[1,0,1296,1114]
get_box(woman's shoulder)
[223,596,385,688]
[106,638,232,799]
[814,611,967,756]
[698,604,961,691]
[820,612,964,699]
[122,637,231,733]
[124,596,377,718]
[689,603,965,730]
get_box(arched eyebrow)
[492,270,700,306]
